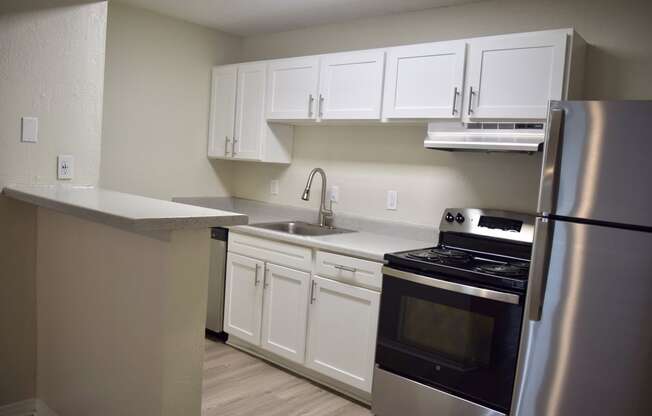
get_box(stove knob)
[455,213,465,224]
[445,212,455,223]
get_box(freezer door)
[538,101,652,228]
[512,218,652,416]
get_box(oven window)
[398,296,495,368]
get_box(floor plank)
[202,338,373,416]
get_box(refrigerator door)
[538,101,652,229]
[512,218,652,416]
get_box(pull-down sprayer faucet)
[301,168,333,227]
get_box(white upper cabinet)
[209,29,583,159]
[260,263,311,364]
[208,65,237,158]
[266,57,320,120]
[208,63,294,164]
[382,41,467,119]
[317,50,386,120]
[224,253,264,346]
[464,30,568,120]
[233,63,266,160]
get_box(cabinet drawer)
[315,251,382,291]
[229,232,312,272]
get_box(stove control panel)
[439,208,535,244]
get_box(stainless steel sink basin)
[249,221,355,236]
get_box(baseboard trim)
[0,399,57,416]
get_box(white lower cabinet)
[224,234,383,398]
[305,275,380,393]
[260,263,310,363]
[224,253,264,345]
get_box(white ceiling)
[118,0,483,36]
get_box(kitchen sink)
[249,221,355,236]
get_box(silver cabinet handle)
[263,266,269,288]
[526,218,553,321]
[232,137,238,156]
[254,264,260,286]
[224,136,231,156]
[452,87,460,115]
[309,281,317,304]
[467,86,475,116]
[308,94,314,117]
[383,266,520,305]
[538,107,565,216]
[334,264,356,273]
[318,94,324,118]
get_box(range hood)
[424,121,545,152]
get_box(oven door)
[376,267,523,413]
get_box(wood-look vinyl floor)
[202,338,373,416]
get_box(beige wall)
[0,198,37,405]
[0,1,107,406]
[232,0,652,225]
[36,208,210,415]
[232,126,541,225]
[100,1,241,200]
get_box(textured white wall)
[100,1,241,200]
[233,0,652,225]
[0,1,107,189]
[0,0,108,406]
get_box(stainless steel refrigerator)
[511,101,652,416]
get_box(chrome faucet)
[301,168,333,227]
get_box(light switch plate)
[270,179,279,195]
[386,190,398,210]
[57,155,74,180]
[21,117,38,143]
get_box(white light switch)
[21,117,38,143]
[57,155,74,180]
[386,190,398,210]
[270,179,279,195]
[329,186,339,203]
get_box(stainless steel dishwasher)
[206,227,228,334]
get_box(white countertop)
[3,184,248,232]
[229,224,432,262]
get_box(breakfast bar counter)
[2,184,247,416]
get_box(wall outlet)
[386,190,398,210]
[329,185,339,203]
[57,155,74,180]
[21,117,38,143]
[270,179,279,195]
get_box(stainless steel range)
[372,208,534,416]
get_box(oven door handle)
[382,266,520,305]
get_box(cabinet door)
[208,65,237,158]
[306,276,380,392]
[233,62,266,160]
[465,31,567,120]
[224,253,264,345]
[383,41,466,119]
[318,50,385,120]
[266,57,320,120]
[260,263,311,364]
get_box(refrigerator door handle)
[527,217,553,321]
[538,106,565,215]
